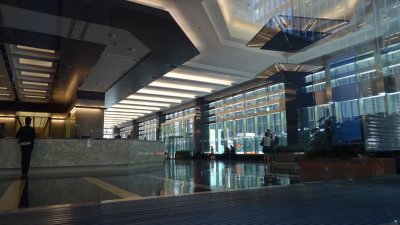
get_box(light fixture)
[119,100,170,107]
[22,81,48,86]
[149,81,213,92]
[19,58,53,67]
[25,95,46,99]
[70,107,77,114]
[113,104,160,111]
[21,71,51,78]
[104,115,138,119]
[165,72,232,86]
[0,87,7,90]
[127,94,182,103]
[138,89,196,98]
[104,112,145,116]
[23,89,47,93]
[17,45,56,54]
[104,119,130,123]
[0,93,10,96]
[107,108,152,114]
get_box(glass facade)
[161,108,195,157]
[205,83,286,154]
[139,119,157,141]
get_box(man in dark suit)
[16,117,36,178]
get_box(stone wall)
[0,139,164,169]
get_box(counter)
[0,139,164,169]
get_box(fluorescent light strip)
[25,95,46,99]
[17,45,55,54]
[127,94,182,103]
[0,87,7,90]
[113,104,160,111]
[21,71,51,78]
[138,89,196,98]
[149,81,213,92]
[104,120,130,123]
[104,115,138,119]
[23,89,47,93]
[22,81,48,86]
[105,112,145,116]
[107,108,152,114]
[165,72,232,86]
[119,100,170,107]
[19,58,53,67]
[0,93,10,96]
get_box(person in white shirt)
[261,129,274,170]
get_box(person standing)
[16,117,36,178]
[261,129,274,171]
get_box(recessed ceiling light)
[21,71,51,78]
[149,81,213,92]
[25,95,46,99]
[138,89,196,98]
[23,89,47,93]
[107,108,152,114]
[19,58,53,67]
[22,81,48,86]
[113,104,160,111]
[17,45,56,54]
[0,87,7,90]
[119,100,170,107]
[0,93,10,96]
[127,94,182,103]
[165,72,232,86]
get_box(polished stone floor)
[0,160,299,211]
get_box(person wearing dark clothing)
[16,117,36,178]
[229,145,236,159]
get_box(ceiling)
[0,0,385,127]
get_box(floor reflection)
[0,160,299,210]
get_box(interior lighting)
[21,71,51,78]
[104,112,145,116]
[0,93,10,96]
[19,58,53,67]
[113,104,160,111]
[17,45,56,54]
[119,100,170,107]
[23,89,47,93]
[0,87,7,90]
[104,115,138,119]
[70,107,77,114]
[25,95,46,99]
[165,72,232,86]
[138,89,196,98]
[127,94,182,103]
[107,108,152,114]
[22,81,48,86]
[149,81,213,93]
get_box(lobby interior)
[1,0,400,224]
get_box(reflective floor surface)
[0,160,300,211]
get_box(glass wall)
[205,83,286,154]
[139,119,157,141]
[161,108,195,157]
[296,0,400,152]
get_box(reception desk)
[0,138,164,169]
